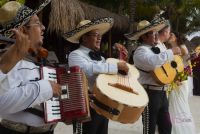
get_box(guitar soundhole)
[171,61,177,68]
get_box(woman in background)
[167,32,189,62]
[167,32,196,134]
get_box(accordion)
[40,65,90,124]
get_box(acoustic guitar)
[153,55,184,85]
[92,58,149,124]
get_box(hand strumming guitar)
[117,62,129,75]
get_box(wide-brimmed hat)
[125,18,169,40]
[63,17,114,44]
[0,0,51,38]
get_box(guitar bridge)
[108,83,139,95]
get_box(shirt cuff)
[37,80,53,100]
[166,49,174,61]
[0,70,9,95]
[108,63,118,74]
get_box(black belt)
[143,84,166,91]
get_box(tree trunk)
[129,0,136,32]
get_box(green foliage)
[135,2,160,21]
[0,0,8,7]
[80,0,200,35]
[16,0,25,4]
[81,0,129,14]
[0,0,25,7]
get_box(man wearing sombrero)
[125,19,181,134]
[0,1,62,134]
[63,18,129,134]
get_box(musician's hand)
[171,46,181,55]
[12,28,31,58]
[88,90,96,108]
[117,62,129,74]
[88,90,96,100]
[115,43,128,61]
[49,81,62,97]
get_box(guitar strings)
[117,73,131,89]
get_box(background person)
[125,19,181,134]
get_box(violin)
[28,47,48,62]
[0,35,48,62]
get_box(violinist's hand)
[49,81,62,97]
[12,27,31,59]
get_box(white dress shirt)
[68,45,118,90]
[133,42,174,87]
[0,60,53,127]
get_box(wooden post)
[129,0,136,32]
[108,30,112,58]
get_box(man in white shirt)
[0,1,62,134]
[63,18,129,134]
[125,19,181,134]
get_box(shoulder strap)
[24,108,44,118]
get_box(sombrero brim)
[125,20,168,40]
[63,17,114,44]
[0,0,51,38]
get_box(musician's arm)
[0,29,31,74]
[0,80,53,114]
[0,45,23,74]
[0,55,22,95]
[180,44,189,56]
[68,51,118,75]
[134,46,174,71]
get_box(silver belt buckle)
[1,119,27,133]
[29,124,56,133]
[1,119,56,133]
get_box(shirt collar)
[79,45,92,54]
[142,43,153,48]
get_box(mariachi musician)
[63,18,129,134]
[125,19,181,134]
[0,1,62,134]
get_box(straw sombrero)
[125,18,169,40]
[0,0,51,38]
[63,17,114,44]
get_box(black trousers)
[82,108,108,134]
[193,70,200,95]
[142,90,172,134]
[0,124,54,134]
